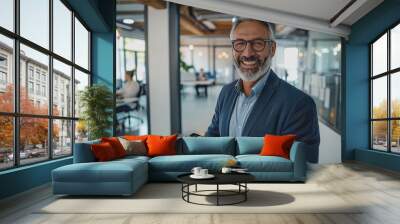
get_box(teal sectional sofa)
[52,137,307,196]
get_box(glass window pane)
[20,117,49,165]
[391,120,400,153]
[391,72,400,118]
[391,24,400,70]
[53,119,72,157]
[0,35,14,112]
[215,47,233,84]
[192,46,209,72]
[0,116,14,170]
[372,121,388,151]
[372,77,387,119]
[53,0,72,60]
[53,59,72,117]
[74,69,89,118]
[75,120,88,143]
[372,33,387,76]
[20,0,49,49]
[75,18,89,70]
[20,44,49,115]
[137,52,146,82]
[0,0,14,31]
[125,51,136,72]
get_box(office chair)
[116,83,146,134]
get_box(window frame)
[369,20,400,154]
[0,0,92,171]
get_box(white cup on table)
[191,167,202,176]
[200,169,208,176]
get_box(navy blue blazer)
[205,71,320,163]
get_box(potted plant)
[79,84,113,140]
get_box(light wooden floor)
[1,162,400,224]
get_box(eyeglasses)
[231,39,274,52]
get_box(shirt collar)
[235,68,271,96]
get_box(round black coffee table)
[177,173,255,206]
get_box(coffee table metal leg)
[217,184,220,206]
[187,184,190,202]
[245,183,247,201]
[195,184,198,192]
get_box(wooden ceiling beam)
[123,0,166,9]
[180,15,206,35]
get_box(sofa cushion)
[236,137,263,155]
[118,137,147,156]
[149,154,235,172]
[91,142,118,161]
[260,134,296,159]
[236,155,293,172]
[124,135,148,141]
[181,137,235,155]
[52,159,147,183]
[101,137,127,158]
[147,135,177,157]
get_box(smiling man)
[205,18,320,162]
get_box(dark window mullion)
[88,29,91,73]
[123,38,127,73]
[71,10,76,153]
[372,118,395,121]
[387,30,391,152]
[14,0,21,167]
[370,45,373,149]
[74,64,90,74]
[49,0,54,160]
[134,51,138,81]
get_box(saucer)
[190,174,215,179]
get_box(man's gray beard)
[234,56,272,82]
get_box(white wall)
[147,7,171,135]
[318,121,341,164]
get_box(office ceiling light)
[122,18,135,25]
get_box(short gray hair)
[230,17,275,41]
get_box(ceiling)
[116,0,384,39]
[225,0,353,24]
[116,1,308,40]
[166,0,384,38]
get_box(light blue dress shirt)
[229,70,270,137]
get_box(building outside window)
[0,54,7,67]
[35,83,40,95]
[0,71,6,85]
[28,66,34,80]
[41,85,46,97]
[0,54,7,90]
[35,70,40,81]
[28,81,34,94]
[41,73,46,83]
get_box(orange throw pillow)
[146,135,177,157]
[91,142,117,161]
[101,137,126,158]
[259,134,296,159]
[124,135,148,141]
